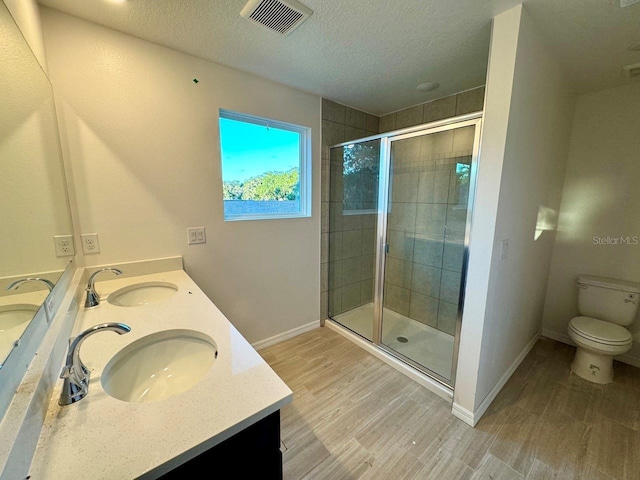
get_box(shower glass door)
[328,139,381,341]
[328,114,481,388]
[378,120,480,384]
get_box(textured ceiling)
[525,0,640,98]
[37,0,640,115]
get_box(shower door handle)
[384,244,389,254]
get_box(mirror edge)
[0,257,76,421]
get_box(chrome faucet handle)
[6,277,55,292]
[84,268,123,308]
[59,364,88,403]
[60,336,90,380]
[59,363,87,406]
[59,322,131,406]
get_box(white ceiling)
[37,0,640,116]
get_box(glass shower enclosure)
[327,113,482,387]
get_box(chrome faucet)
[58,322,131,405]
[84,268,123,308]
[6,277,55,292]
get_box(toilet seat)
[568,316,632,346]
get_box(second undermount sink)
[0,303,39,331]
[107,281,178,307]
[0,304,40,360]
[101,329,217,403]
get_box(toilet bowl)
[567,316,632,384]
[567,275,640,384]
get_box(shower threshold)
[327,303,454,401]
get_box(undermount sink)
[101,329,217,403]
[107,281,178,307]
[0,304,40,360]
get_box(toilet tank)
[577,275,640,326]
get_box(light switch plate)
[81,233,100,254]
[187,227,206,245]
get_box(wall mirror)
[0,1,74,367]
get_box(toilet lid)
[569,316,632,345]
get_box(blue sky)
[219,118,300,182]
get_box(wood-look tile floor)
[259,327,640,480]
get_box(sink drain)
[397,336,409,343]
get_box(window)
[218,109,311,221]
[340,139,380,215]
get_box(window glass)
[219,110,311,220]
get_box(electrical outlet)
[81,233,101,254]
[54,235,75,257]
[501,239,509,260]
[187,227,206,245]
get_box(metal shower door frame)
[330,111,483,389]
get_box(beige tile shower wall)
[321,100,378,319]
[321,87,484,321]
[385,126,475,336]
[379,87,485,133]
[380,88,484,335]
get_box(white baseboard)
[541,329,640,369]
[451,403,475,426]
[324,319,453,402]
[453,331,540,427]
[541,328,572,345]
[252,320,321,351]
[618,353,640,368]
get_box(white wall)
[0,0,72,280]
[454,3,575,422]
[453,5,522,420]
[41,8,321,344]
[474,4,575,407]
[542,82,640,366]
[3,0,47,73]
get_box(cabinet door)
[158,410,283,479]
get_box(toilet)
[567,274,640,384]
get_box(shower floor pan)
[332,302,454,381]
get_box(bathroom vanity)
[27,261,293,479]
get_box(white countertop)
[28,269,293,479]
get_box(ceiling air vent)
[240,0,313,36]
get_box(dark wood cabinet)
[158,410,283,479]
